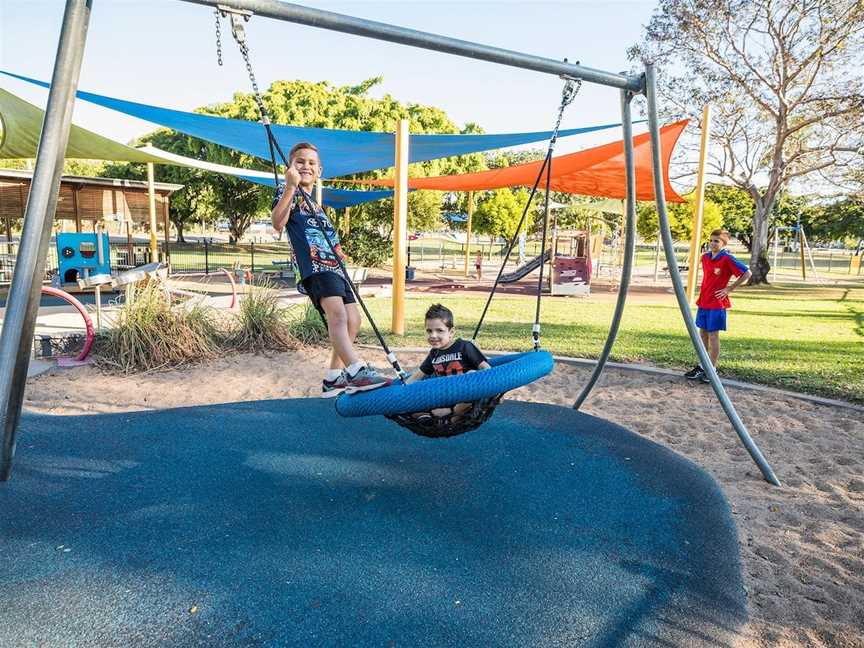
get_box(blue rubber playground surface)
[0,399,746,647]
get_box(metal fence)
[1,237,861,285]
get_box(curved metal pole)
[644,63,780,486]
[0,0,93,482]
[573,88,638,409]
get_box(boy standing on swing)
[271,142,391,397]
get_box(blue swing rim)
[335,350,554,418]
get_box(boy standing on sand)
[684,229,752,383]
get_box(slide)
[499,250,551,283]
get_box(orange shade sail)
[353,120,688,203]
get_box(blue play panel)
[0,400,746,647]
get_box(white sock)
[325,369,343,381]
[347,361,366,376]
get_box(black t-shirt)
[272,183,342,284]
[419,339,487,377]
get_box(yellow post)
[463,191,474,278]
[392,119,409,335]
[315,178,323,206]
[686,105,712,304]
[146,162,159,262]
[343,206,350,237]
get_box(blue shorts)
[695,307,727,332]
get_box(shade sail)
[0,87,164,163]
[351,120,689,203]
[0,90,393,209]
[2,70,633,179]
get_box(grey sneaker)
[322,371,349,398]
[345,365,392,393]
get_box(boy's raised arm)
[271,167,302,232]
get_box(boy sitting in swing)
[405,303,491,418]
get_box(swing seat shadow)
[0,399,746,648]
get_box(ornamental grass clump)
[228,278,297,352]
[286,302,329,347]
[94,280,221,374]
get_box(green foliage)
[342,226,391,267]
[228,279,296,352]
[814,198,864,242]
[636,194,722,243]
[98,77,488,244]
[94,280,221,373]
[286,303,329,346]
[473,189,532,239]
[705,184,755,246]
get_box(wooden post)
[686,105,712,304]
[463,191,474,277]
[392,119,409,335]
[71,185,81,233]
[162,195,170,265]
[343,206,351,237]
[146,162,158,263]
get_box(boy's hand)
[715,287,730,300]
[284,166,302,189]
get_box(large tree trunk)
[173,219,186,244]
[747,191,777,285]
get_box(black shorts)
[302,272,356,318]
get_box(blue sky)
[1,0,659,155]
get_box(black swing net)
[216,8,578,438]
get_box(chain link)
[214,9,223,67]
[549,77,581,150]
[237,41,269,125]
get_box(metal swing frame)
[0,0,779,486]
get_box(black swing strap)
[472,77,580,347]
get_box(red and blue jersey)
[697,250,748,310]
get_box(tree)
[817,198,864,242]
[637,194,723,243]
[473,189,532,240]
[109,78,488,245]
[631,0,864,283]
[103,131,220,244]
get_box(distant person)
[270,142,391,397]
[475,249,483,280]
[684,229,752,383]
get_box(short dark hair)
[710,228,730,244]
[425,303,454,329]
[289,142,320,163]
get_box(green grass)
[358,282,864,404]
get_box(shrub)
[93,279,220,373]
[228,278,296,352]
[286,302,329,346]
[342,227,391,267]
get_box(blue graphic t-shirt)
[272,183,343,286]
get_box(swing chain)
[214,10,223,66]
[549,76,581,151]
